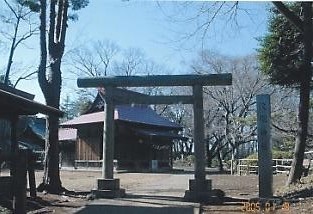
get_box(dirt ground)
[1,169,313,213]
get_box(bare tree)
[192,52,270,170]
[113,48,145,76]
[158,100,194,159]
[161,0,312,184]
[95,40,120,76]
[68,40,166,79]
[68,40,120,77]
[156,1,255,51]
[67,42,170,104]
[271,88,298,147]
[0,0,39,85]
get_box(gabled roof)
[61,111,104,126]
[0,87,63,117]
[61,105,181,129]
[83,90,105,114]
[65,90,182,129]
[115,105,181,128]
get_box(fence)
[73,159,169,171]
[237,158,296,175]
[74,159,119,170]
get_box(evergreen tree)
[259,3,303,86]
[259,2,312,184]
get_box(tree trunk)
[287,83,310,184]
[37,0,68,193]
[38,57,63,192]
[217,149,224,172]
[206,147,212,167]
[287,2,312,185]
[173,142,178,159]
[184,141,192,156]
[179,141,184,157]
[44,115,62,192]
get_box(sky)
[0,1,270,104]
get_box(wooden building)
[0,83,62,155]
[0,84,63,213]
[60,91,187,170]
[58,128,76,167]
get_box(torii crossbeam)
[77,73,232,200]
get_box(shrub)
[245,150,293,160]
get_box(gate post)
[184,85,212,201]
[93,87,125,198]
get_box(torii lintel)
[77,73,232,88]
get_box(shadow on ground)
[116,167,230,175]
[75,193,197,214]
[75,205,196,214]
[74,192,249,214]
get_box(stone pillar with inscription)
[256,94,273,198]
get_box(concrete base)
[184,190,215,202]
[188,179,212,191]
[91,188,126,198]
[184,179,217,202]
[92,178,126,199]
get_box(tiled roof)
[115,105,180,128]
[61,105,181,129]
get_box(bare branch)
[13,26,39,49]
[13,70,38,88]
[3,0,19,19]
[272,122,296,135]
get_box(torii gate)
[77,73,232,201]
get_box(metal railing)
[74,159,118,170]
[237,158,295,175]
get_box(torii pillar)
[77,74,232,200]
[183,85,212,201]
[93,87,125,198]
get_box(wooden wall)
[73,123,172,169]
[76,137,101,160]
[76,125,102,160]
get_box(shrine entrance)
[77,73,232,201]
